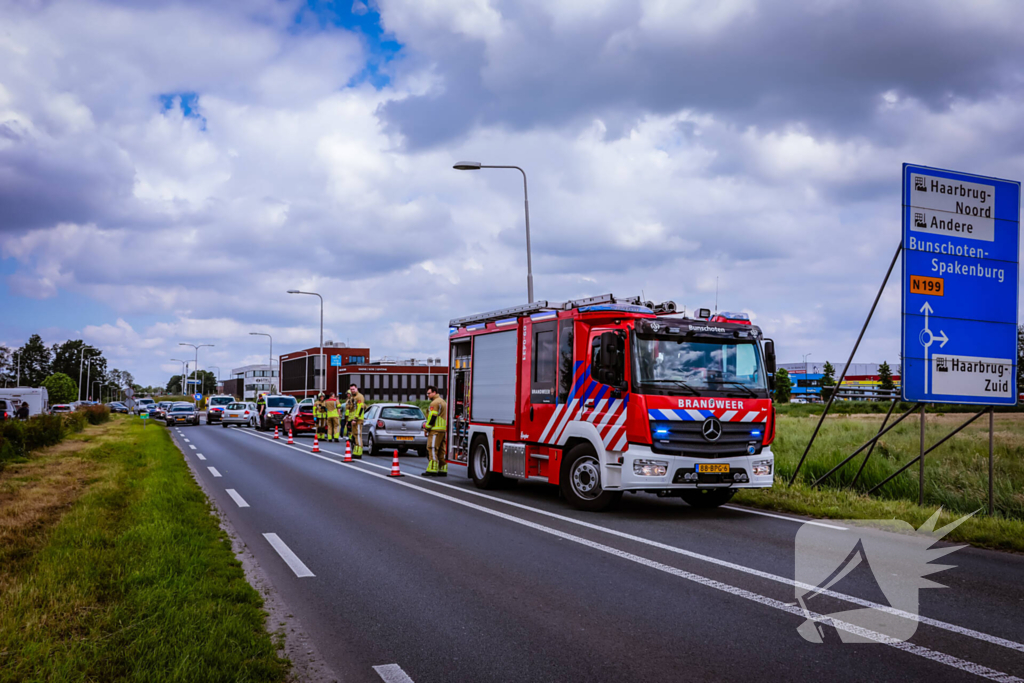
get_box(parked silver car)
[362,403,428,456]
[221,402,258,427]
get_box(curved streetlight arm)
[250,333,274,393]
[179,343,214,398]
[287,291,324,393]
[453,164,533,303]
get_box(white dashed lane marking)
[225,489,249,508]
[373,663,415,683]
[263,533,315,578]
[196,453,206,461]
[208,467,221,478]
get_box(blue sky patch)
[159,92,207,129]
[295,0,402,89]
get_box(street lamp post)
[179,343,214,401]
[287,291,324,394]
[85,357,93,401]
[209,366,220,395]
[249,333,274,393]
[453,161,534,303]
[802,353,812,400]
[78,347,91,401]
[93,380,102,403]
[14,351,20,387]
[170,359,187,394]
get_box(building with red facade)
[278,342,447,402]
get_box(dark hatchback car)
[107,402,129,414]
[257,395,297,431]
[165,402,200,426]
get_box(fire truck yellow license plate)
[395,436,415,441]
[696,463,730,474]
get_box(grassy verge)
[0,416,288,682]
[735,412,1024,552]
[775,400,1024,417]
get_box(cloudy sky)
[2,0,1023,386]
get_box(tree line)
[0,335,140,403]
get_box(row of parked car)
[212,395,431,457]
[115,393,430,457]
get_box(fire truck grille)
[649,420,765,458]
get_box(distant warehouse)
[781,362,901,400]
[278,342,447,402]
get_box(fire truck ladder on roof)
[449,294,643,328]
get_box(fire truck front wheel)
[560,444,622,512]
[470,438,506,489]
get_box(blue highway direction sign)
[902,164,1020,405]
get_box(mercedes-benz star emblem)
[701,417,722,442]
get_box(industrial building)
[781,362,901,400]
[223,364,280,400]
[278,343,447,402]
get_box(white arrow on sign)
[919,301,949,394]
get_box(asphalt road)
[167,421,1024,683]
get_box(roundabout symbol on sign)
[918,301,949,394]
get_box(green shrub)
[80,405,111,425]
[0,412,88,467]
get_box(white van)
[0,387,50,417]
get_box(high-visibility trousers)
[350,419,364,453]
[427,430,447,464]
[326,416,340,440]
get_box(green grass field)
[736,411,1024,552]
[0,416,289,682]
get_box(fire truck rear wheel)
[561,444,622,512]
[470,438,505,489]
[680,488,736,508]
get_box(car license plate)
[696,463,730,474]
[395,436,415,442]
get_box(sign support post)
[919,405,926,505]
[989,407,995,516]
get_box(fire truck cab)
[446,294,778,511]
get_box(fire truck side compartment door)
[530,321,557,405]
[470,330,518,424]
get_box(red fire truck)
[445,294,778,511]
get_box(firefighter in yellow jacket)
[313,392,327,440]
[325,392,341,443]
[345,384,366,457]
[422,385,447,477]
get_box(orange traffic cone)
[343,439,352,462]
[312,433,320,453]
[274,425,279,440]
[287,429,294,444]
[388,449,403,477]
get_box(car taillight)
[376,420,385,429]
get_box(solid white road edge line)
[720,505,847,530]
[225,488,250,508]
[263,532,315,578]
[242,429,1024,656]
[196,453,206,461]
[235,430,1022,677]
[373,663,415,683]
[208,467,221,478]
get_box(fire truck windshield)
[632,335,767,396]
